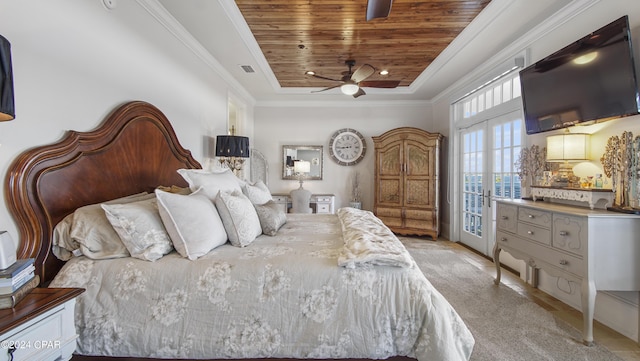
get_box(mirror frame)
[282,145,323,180]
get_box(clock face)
[329,128,366,166]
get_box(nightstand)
[0,287,84,361]
[272,193,336,214]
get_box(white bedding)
[50,213,474,360]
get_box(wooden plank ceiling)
[235,0,491,89]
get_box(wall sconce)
[0,34,15,121]
[293,160,310,189]
[546,131,590,187]
[215,134,249,176]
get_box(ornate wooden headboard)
[4,101,201,284]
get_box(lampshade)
[340,81,359,96]
[0,34,15,122]
[215,135,249,158]
[294,160,311,174]
[546,133,590,162]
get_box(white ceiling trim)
[433,0,600,104]
[218,0,286,94]
[408,0,514,93]
[136,0,256,106]
[255,99,432,109]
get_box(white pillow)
[177,169,242,201]
[214,190,262,247]
[254,200,287,236]
[102,198,173,261]
[68,192,155,260]
[242,180,272,205]
[155,188,227,260]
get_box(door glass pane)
[462,128,484,239]
[492,118,524,201]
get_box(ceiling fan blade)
[358,80,401,88]
[366,0,393,21]
[311,74,343,82]
[352,88,366,98]
[311,84,341,93]
[351,64,375,83]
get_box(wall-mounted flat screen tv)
[520,15,640,135]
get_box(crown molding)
[135,0,256,106]
[433,0,601,104]
[255,99,432,109]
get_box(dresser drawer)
[272,195,288,203]
[516,222,551,245]
[316,203,331,214]
[496,230,583,278]
[0,305,66,361]
[518,207,552,228]
[376,207,402,218]
[496,203,518,233]
[553,214,586,257]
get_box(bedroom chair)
[290,188,312,213]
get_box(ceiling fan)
[366,0,393,21]
[307,60,400,98]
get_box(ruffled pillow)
[62,192,155,260]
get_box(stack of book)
[0,258,39,309]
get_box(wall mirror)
[282,145,323,180]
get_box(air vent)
[240,65,255,73]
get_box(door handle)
[482,190,492,208]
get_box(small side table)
[0,287,84,361]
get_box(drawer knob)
[559,231,568,236]
[527,230,534,235]
[528,214,535,219]
[501,216,508,220]
[559,259,569,266]
[501,237,508,242]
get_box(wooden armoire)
[372,127,442,239]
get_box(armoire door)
[374,138,404,229]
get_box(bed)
[4,101,474,361]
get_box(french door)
[459,111,523,255]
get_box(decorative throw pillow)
[177,169,242,201]
[102,198,173,261]
[155,188,228,260]
[254,200,287,236]
[242,180,272,205]
[214,190,262,247]
[69,192,155,259]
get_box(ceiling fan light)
[341,82,359,95]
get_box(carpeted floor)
[400,237,622,361]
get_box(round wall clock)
[329,128,366,166]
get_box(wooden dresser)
[372,127,442,239]
[493,199,640,345]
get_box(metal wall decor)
[600,131,640,212]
